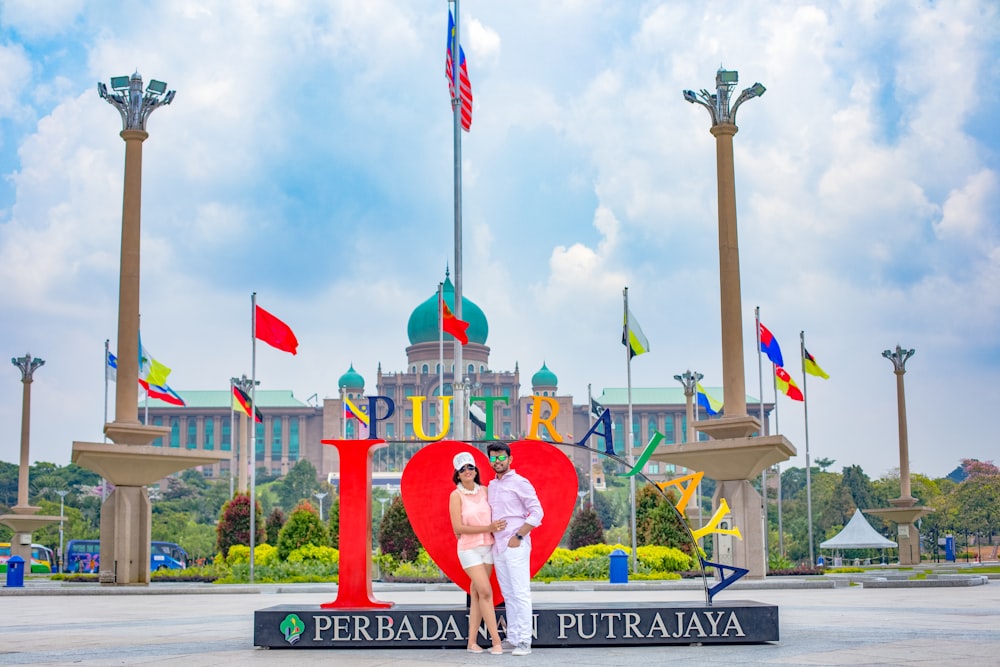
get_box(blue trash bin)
[5,555,25,588]
[609,548,628,584]
[944,535,956,562]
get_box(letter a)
[576,408,614,454]
[657,471,704,517]
[690,498,742,542]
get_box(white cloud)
[0,0,998,480]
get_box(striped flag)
[696,383,723,416]
[446,10,473,131]
[233,384,263,423]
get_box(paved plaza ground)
[1,577,998,666]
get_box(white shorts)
[458,544,494,568]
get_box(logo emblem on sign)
[280,613,305,644]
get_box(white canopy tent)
[821,509,898,550]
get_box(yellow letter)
[656,471,704,517]
[527,395,563,443]
[409,396,452,441]
[690,498,742,542]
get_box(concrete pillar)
[111,129,147,430]
[893,369,914,505]
[99,486,152,584]
[711,124,748,421]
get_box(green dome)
[532,362,558,388]
[407,274,488,345]
[338,364,364,390]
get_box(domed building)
[372,270,526,441]
[141,269,774,495]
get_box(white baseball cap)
[453,452,476,471]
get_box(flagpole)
[249,292,258,584]
[623,287,637,573]
[450,0,466,441]
[801,330,815,566]
[439,282,445,435]
[772,369,783,556]
[755,306,768,565]
[587,383,594,507]
[229,377,236,498]
[103,339,110,442]
[102,339,110,501]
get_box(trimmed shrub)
[277,501,329,560]
[287,544,339,566]
[378,494,420,563]
[569,503,604,548]
[216,492,265,556]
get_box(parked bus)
[64,540,188,573]
[0,543,57,573]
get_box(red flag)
[775,366,804,402]
[441,299,469,345]
[255,304,298,354]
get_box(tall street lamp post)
[314,492,328,522]
[651,69,796,578]
[11,354,44,512]
[57,490,68,572]
[867,344,933,565]
[0,355,60,563]
[72,72,225,585]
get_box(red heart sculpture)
[401,439,578,603]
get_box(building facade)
[143,271,773,488]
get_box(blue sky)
[1,0,998,480]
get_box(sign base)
[254,600,778,648]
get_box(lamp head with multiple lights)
[98,71,175,131]
[683,68,765,126]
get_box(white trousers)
[494,542,533,645]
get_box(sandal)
[490,644,504,655]
[467,645,484,654]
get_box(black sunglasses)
[459,464,476,472]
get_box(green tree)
[272,459,320,512]
[593,487,624,529]
[378,494,420,562]
[569,504,604,548]
[277,501,328,560]
[216,492,264,557]
[840,465,874,509]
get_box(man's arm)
[507,476,544,547]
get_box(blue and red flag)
[139,379,186,407]
[758,322,784,367]
[446,10,473,131]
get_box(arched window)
[422,364,429,373]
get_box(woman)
[449,451,506,654]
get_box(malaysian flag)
[446,10,473,131]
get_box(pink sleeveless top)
[456,485,494,551]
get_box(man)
[487,442,543,656]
